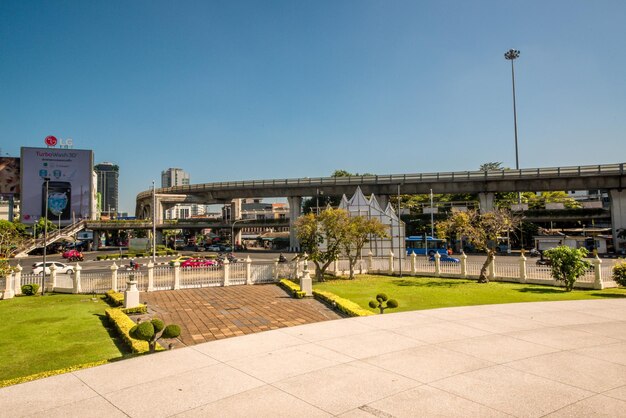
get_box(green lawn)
[0,294,129,382]
[314,275,626,313]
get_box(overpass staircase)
[15,220,88,258]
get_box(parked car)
[32,262,74,275]
[205,244,222,252]
[180,258,218,268]
[169,256,193,266]
[62,249,84,262]
[429,254,461,263]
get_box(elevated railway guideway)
[135,162,626,252]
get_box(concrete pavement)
[2,298,626,417]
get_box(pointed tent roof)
[347,186,369,208]
[368,193,384,214]
[384,202,399,221]
[338,194,350,210]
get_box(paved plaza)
[2,298,626,417]
[140,285,342,346]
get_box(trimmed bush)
[105,289,124,306]
[613,261,626,287]
[21,283,40,296]
[313,290,374,317]
[128,317,181,352]
[369,293,399,314]
[121,305,147,315]
[105,308,154,353]
[279,279,306,299]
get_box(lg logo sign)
[44,135,74,149]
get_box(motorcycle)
[528,248,540,258]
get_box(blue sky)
[2,1,625,213]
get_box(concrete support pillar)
[610,189,626,254]
[478,192,495,213]
[154,230,163,248]
[93,232,101,251]
[154,197,165,225]
[377,195,390,209]
[288,196,302,252]
[231,199,242,221]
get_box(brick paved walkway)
[140,284,342,346]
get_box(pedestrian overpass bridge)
[135,162,626,251]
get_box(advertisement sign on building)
[20,147,94,225]
[0,157,20,194]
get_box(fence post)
[593,256,603,290]
[434,252,441,276]
[300,257,313,296]
[13,264,22,295]
[411,252,416,274]
[460,251,467,278]
[368,250,374,272]
[388,251,394,275]
[173,262,181,290]
[3,271,15,299]
[273,258,279,282]
[519,253,527,283]
[147,261,154,292]
[223,258,231,286]
[73,263,82,294]
[488,254,496,281]
[110,263,119,292]
[49,263,57,291]
[246,256,252,285]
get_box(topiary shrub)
[21,283,40,296]
[544,246,591,291]
[129,317,181,352]
[368,293,399,314]
[613,261,626,287]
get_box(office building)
[161,168,190,188]
[95,162,119,217]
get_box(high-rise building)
[161,168,190,219]
[95,162,119,217]
[161,168,190,188]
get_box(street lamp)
[42,177,50,295]
[152,180,156,263]
[504,49,521,179]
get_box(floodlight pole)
[152,180,156,263]
[504,48,521,204]
[42,177,50,295]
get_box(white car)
[32,262,74,275]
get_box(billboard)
[0,157,20,194]
[20,147,94,225]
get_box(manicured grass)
[0,294,130,382]
[314,275,626,313]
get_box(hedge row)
[0,360,109,389]
[105,308,159,353]
[96,250,176,261]
[278,279,306,299]
[313,290,374,317]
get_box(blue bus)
[406,235,448,256]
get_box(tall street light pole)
[152,180,156,263]
[42,177,50,295]
[504,49,521,203]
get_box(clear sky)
[2,1,625,213]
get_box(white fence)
[1,257,282,299]
[325,252,619,290]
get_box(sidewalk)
[1,299,626,417]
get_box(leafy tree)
[341,216,388,279]
[0,220,27,258]
[295,208,350,281]
[544,246,591,291]
[0,260,12,278]
[436,209,519,283]
[368,293,398,314]
[480,162,504,171]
